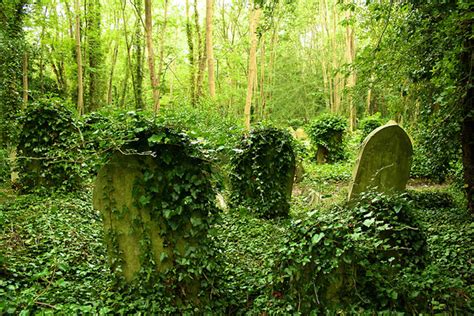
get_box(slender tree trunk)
[75,0,84,115]
[144,0,159,112]
[461,35,474,213]
[345,1,356,130]
[107,41,119,105]
[185,0,196,105]
[133,0,145,110]
[206,0,216,98]
[86,0,105,112]
[155,0,169,112]
[22,52,28,108]
[194,0,206,102]
[244,7,261,131]
[259,34,265,119]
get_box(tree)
[206,0,216,98]
[0,0,28,147]
[74,0,84,115]
[244,5,261,131]
[144,0,159,112]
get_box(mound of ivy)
[359,113,384,140]
[15,99,84,193]
[308,113,347,163]
[229,126,296,219]
[274,192,428,313]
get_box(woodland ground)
[1,153,472,314]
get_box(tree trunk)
[155,0,169,113]
[144,0,159,112]
[133,0,145,110]
[107,41,119,105]
[345,1,356,130]
[194,0,206,103]
[86,0,105,112]
[75,0,84,115]
[461,36,474,213]
[185,0,196,105]
[244,7,261,131]
[22,52,28,108]
[206,0,216,98]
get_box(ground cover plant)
[1,0,473,313]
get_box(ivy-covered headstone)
[16,99,83,192]
[348,122,413,201]
[229,127,296,219]
[93,125,217,295]
[308,113,347,163]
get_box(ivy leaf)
[363,218,375,227]
[311,232,325,245]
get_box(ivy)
[97,117,219,308]
[308,113,347,163]
[359,112,384,141]
[275,191,427,312]
[229,126,296,219]
[15,98,84,193]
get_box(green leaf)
[311,232,325,245]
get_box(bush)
[15,98,83,193]
[229,126,296,219]
[359,113,384,140]
[308,113,347,163]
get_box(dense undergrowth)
[1,106,472,313]
[1,183,472,313]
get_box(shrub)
[359,113,384,140]
[308,113,347,163]
[15,98,83,193]
[229,126,296,219]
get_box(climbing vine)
[308,113,347,163]
[96,117,219,308]
[229,126,296,219]
[15,98,83,192]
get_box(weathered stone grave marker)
[348,122,413,201]
[93,138,215,286]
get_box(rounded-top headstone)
[348,122,413,201]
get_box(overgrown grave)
[308,113,347,163]
[348,122,413,201]
[15,99,83,193]
[229,126,296,219]
[93,117,218,305]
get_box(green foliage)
[359,112,384,140]
[229,126,296,219]
[410,111,461,182]
[209,210,289,312]
[96,116,220,308]
[15,98,83,193]
[0,192,110,314]
[0,148,9,183]
[308,113,347,163]
[0,0,28,148]
[275,191,428,312]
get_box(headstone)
[93,153,171,282]
[348,122,413,201]
[93,151,211,284]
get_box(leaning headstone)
[348,122,413,201]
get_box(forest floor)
[1,160,472,313]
